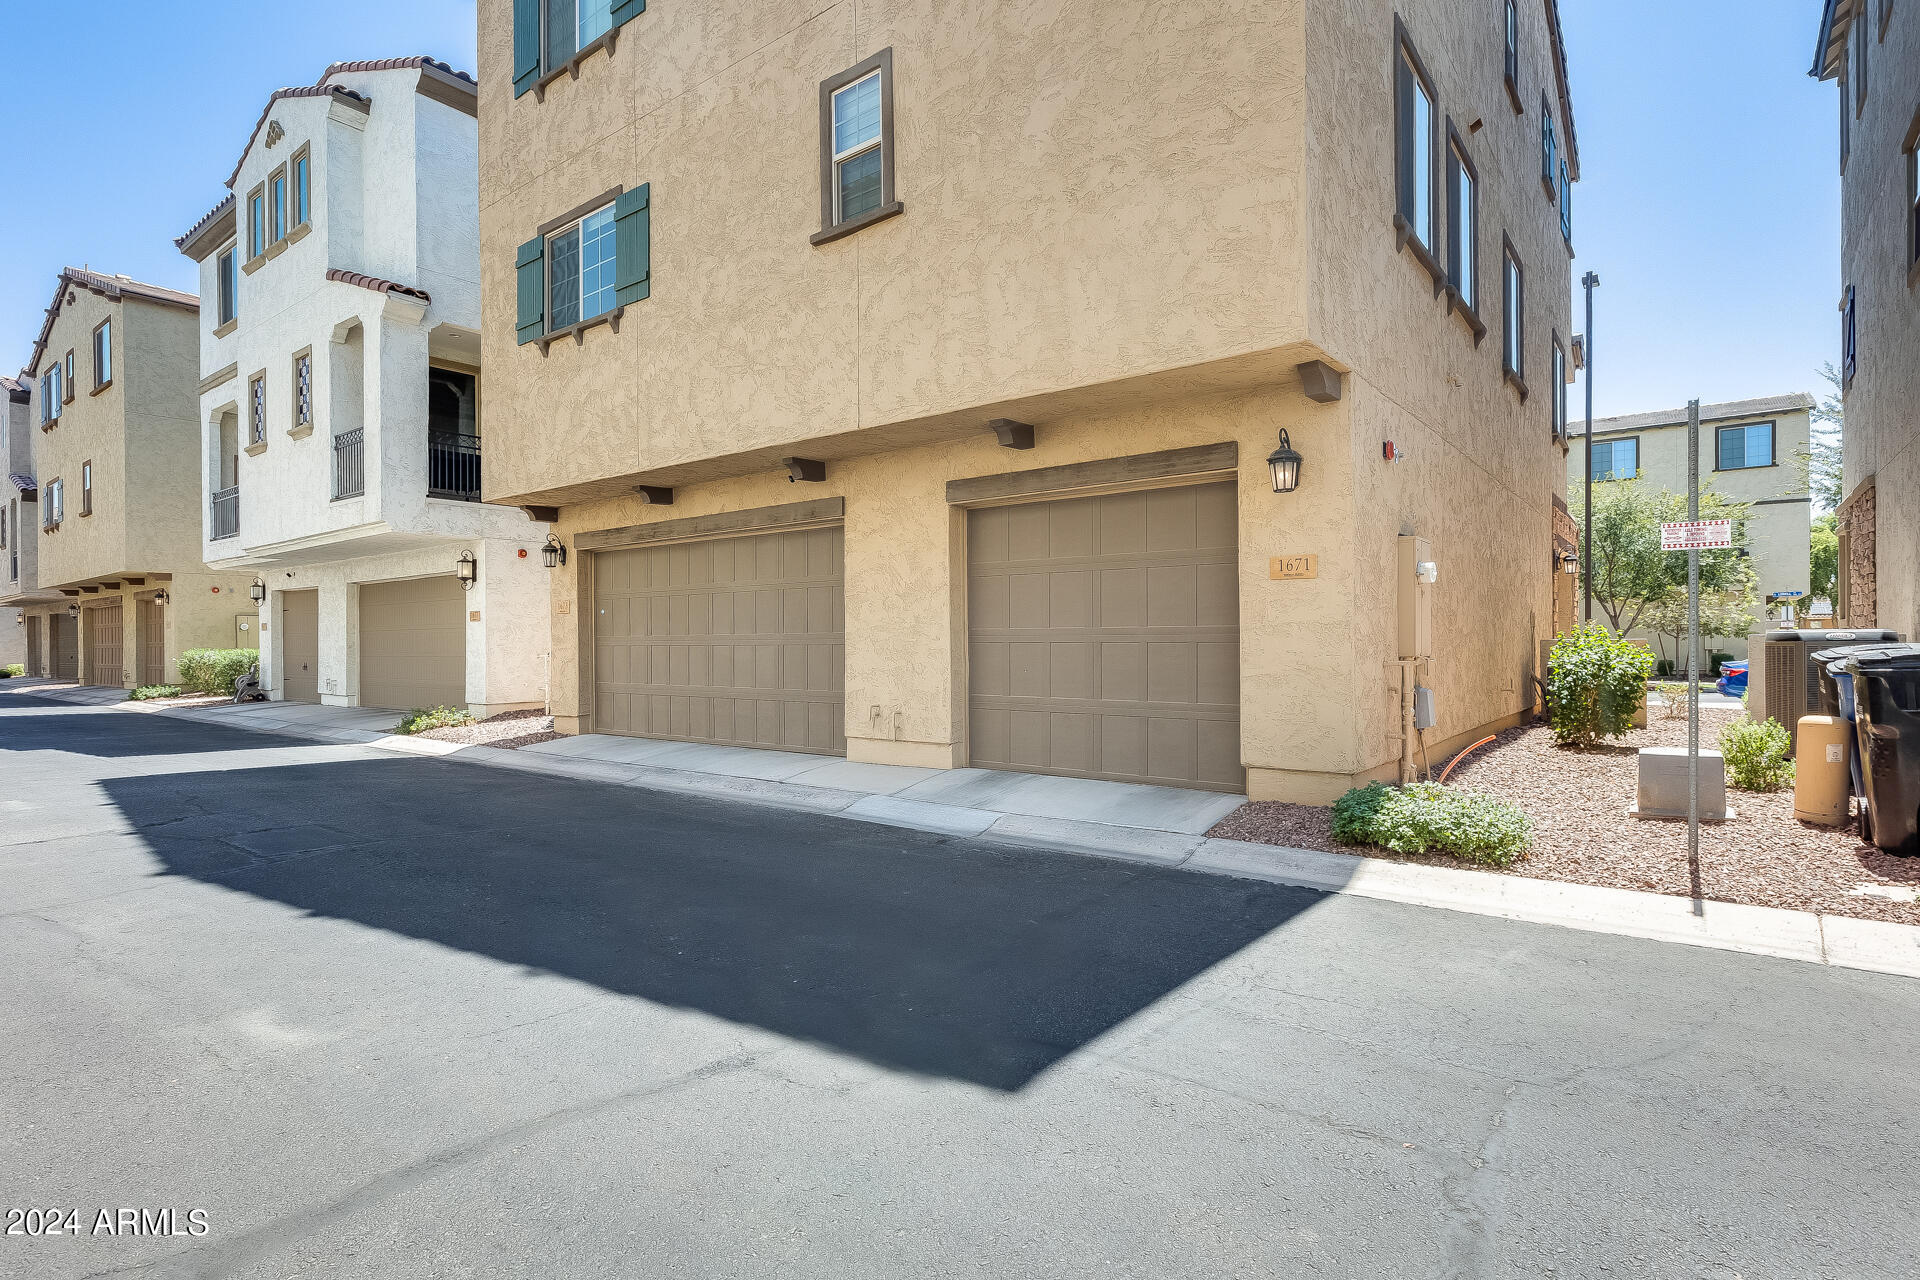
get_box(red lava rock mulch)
[1207,709,1920,925]
[413,708,562,751]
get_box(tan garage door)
[136,598,166,687]
[282,590,321,704]
[593,526,845,754]
[358,577,467,711]
[968,483,1242,792]
[87,603,124,688]
[50,614,78,680]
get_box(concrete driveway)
[2,690,1917,1278]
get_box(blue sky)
[0,3,1838,418]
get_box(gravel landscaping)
[412,708,562,751]
[1208,706,1920,925]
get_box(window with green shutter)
[517,183,651,348]
[515,237,546,344]
[514,0,646,98]
[614,184,649,306]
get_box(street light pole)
[1581,271,1600,622]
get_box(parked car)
[1716,661,1749,698]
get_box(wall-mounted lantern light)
[67,603,79,618]
[1559,551,1579,576]
[456,550,478,590]
[1267,430,1303,494]
[248,579,267,605]
[153,588,171,605]
[542,534,567,570]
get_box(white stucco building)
[176,58,551,714]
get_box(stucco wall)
[1569,408,1814,661]
[1836,6,1920,640]
[477,0,1312,505]
[28,291,204,589]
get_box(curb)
[14,684,1920,982]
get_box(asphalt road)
[2,691,1917,1279]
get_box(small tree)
[1639,560,1761,672]
[1571,479,1752,636]
[1810,512,1839,607]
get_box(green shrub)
[176,648,257,696]
[1650,681,1689,720]
[1547,624,1655,747]
[393,706,476,735]
[1720,717,1794,792]
[0,664,20,678]
[128,685,183,701]
[1330,781,1532,867]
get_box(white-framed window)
[831,71,885,225]
[546,201,618,330]
[43,477,63,527]
[544,0,612,73]
[1551,336,1567,439]
[80,460,92,516]
[1716,422,1776,471]
[217,247,238,327]
[1591,438,1638,481]
[39,366,61,424]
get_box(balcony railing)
[428,433,481,502]
[210,486,239,541]
[333,429,364,500]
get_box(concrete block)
[1631,747,1730,821]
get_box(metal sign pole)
[1686,399,1701,878]
[1581,272,1599,622]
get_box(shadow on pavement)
[0,694,295,759]
[99,750,1338,1092]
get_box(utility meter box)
[1398,535,1433,660]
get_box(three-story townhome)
[1,374,69,670]
[1813,1,1919,638]
[176,58,551,715]
[478,0,1581,801]
[17,269,255,688]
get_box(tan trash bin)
[1793,715,1852,827]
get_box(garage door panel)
[594,527,845,754]
[359,577,466,710]
[969,483,1241,792]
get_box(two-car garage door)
[592,527,845,754]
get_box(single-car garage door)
[968,483,1242,792]
[87,602,124,688]
[358,577,467,710]
[593,527,845,754]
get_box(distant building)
[1568,394,1814,665]
[1811,2,1918,639]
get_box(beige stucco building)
[1,375,67,666]
[14,269,254,687]
[174,58,551,716]
[1569,394,1815,665]
[1814,1,1919,640]
[476,0,1582,801]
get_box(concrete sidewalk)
[12,679,1920,981]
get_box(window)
[43,477,62,528]
[545,0,612,73]
[1590,438,1638,481]
[815,50,900,243]
[39,367,60,425]
[292,146,311,227]
[1503,239,1525,386]
[1842,284,1857,387]
[92,319,111,389]
[80,460,92,516]
[1446,132,1478,313]
[1558,156,1572,243]
[270,166,288,245]
[292,350,313,430]
[248,187,266,258]
[1541,100,1557,194]
[1394,27,1438,257]
[515,183,650,345]
[1907,135,1920,270]
[512,0,643,97]
[249,373,267,445]
[546,201,617,330]
[217,247,238,327]
[1503,0,1520,106]
[1551,336,1567,439]
[1855,12,1870,113]
[1716,422,1776,471]
[62,352,74,404]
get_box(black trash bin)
[1813,642,1916,717]
[1844,646,1920,855]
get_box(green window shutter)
[611,0,646,27]
[614,184,650,307]
[516,236,546,344]
[512,0,542,98]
